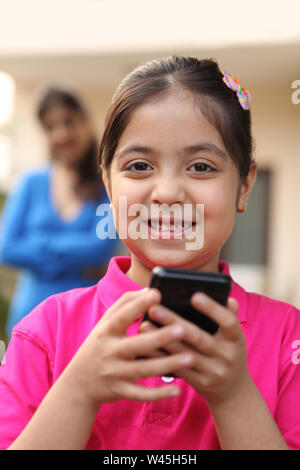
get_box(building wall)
[251,82,300,306]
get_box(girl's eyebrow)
[115,145,154,161]
[115,142,227,161]
[185,143,227,161]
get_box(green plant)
[0,192,8,342]
[0,192,6,212]
[0,293,9,344]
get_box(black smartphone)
[143,266,232,334]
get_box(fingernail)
[143,325,154,333]
[171,325,184,337]
[145,289,159,301]
[193,292,207,304]
[140,287,149,293]
[179,354,193,365]
[153,306,165,318]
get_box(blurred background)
[0,0,300,343]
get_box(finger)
[120,323,185,358]
[101,289,148,322]
[146,307,242,370]
[227,297,239,316]
[191,293,241,341]
[139,317,227,376]
[173,366,209,387]
[107,288,161,335]
[148,304,218,357]
[136,350,166,360]
[139,320,157,334]
[100,290,143,328]
[137,322,164,359]
[139,318,196,359]
[140,319,192,360]
[120,382,181,402]
[121,352,194,380]
[139,319,195,357]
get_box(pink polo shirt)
[0,256,300,450]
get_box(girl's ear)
[237,163,257,213]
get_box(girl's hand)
[62,288,195,409]
[140,293,252,409]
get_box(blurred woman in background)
[0,85,121,337]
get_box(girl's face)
[103,88,256,276]
[42,105,93,166]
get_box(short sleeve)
[274,307,300,450]
[0,331,53,450]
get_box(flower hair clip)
[220,69,251,111]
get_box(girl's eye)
[123,161,152,172]
[188,162,216,173]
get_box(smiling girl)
[0,56,299,450]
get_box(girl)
[0,56,299,450]
[0,85,121,337]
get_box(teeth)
[150,221,193,232]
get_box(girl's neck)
[125,255,152,287]
[125,253,220,288]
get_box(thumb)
[227,297,239,316]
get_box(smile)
[138,219,197,240]
[147,220,195,232]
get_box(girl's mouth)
[145,219,197,239]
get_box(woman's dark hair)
[36,86,103,201]
[99,56,255,179]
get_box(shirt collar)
[97,256,247,324]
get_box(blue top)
[0,165,121,336]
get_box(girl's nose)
[151,176,186,205]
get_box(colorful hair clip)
[219,69,251,111]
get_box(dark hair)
[36,86,103,201]
[99,56,255,179]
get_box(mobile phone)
[143,266,232,334]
